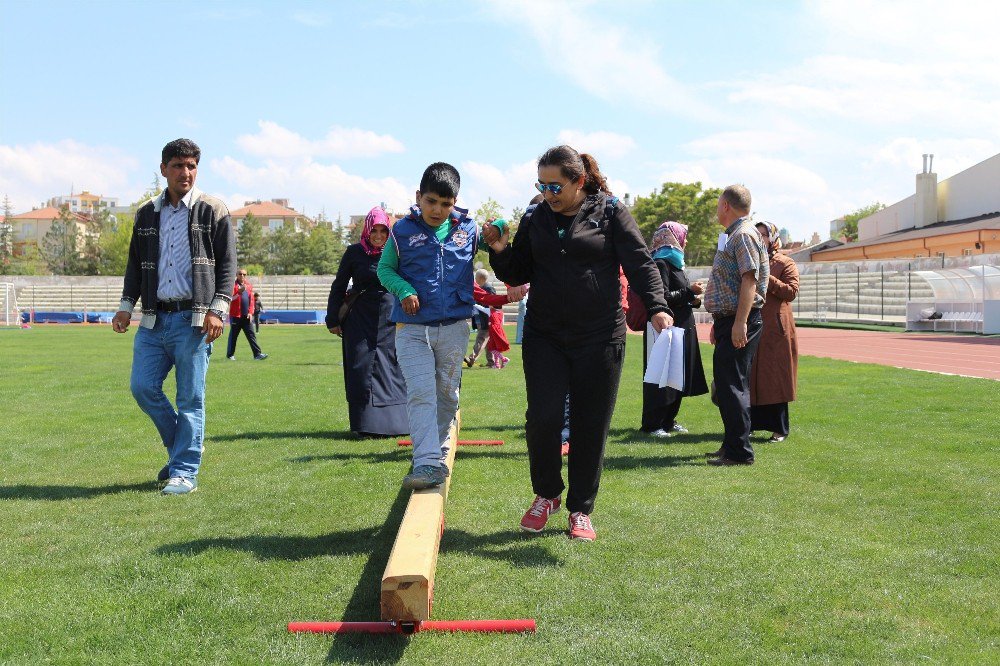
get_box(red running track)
[694,323,1000,381]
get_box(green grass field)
[0,325,997,665]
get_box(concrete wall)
[859,152,1000,240]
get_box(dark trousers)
[641,388,682,432]
[712,310,763,462]
[227,316,261,358]
[751,402,789,436]
[522,335,625,514]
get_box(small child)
[466,269,494,367]
[377,162,479,490]
[486,291,510,369]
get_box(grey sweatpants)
[394,320,470,468]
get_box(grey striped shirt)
[156,190,194,301]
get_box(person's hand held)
[482,224,500,246]
[328,326,341,336]
[111,311,131,333]
[709,323,716,345]
[650,311,673,332]
[731,321,748,349]
[202,312,224,343]
[402,295,420,316]
[488,227,510,253]
[691,281,705,295]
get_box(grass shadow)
[0,481,159,500]
[210,430,356,443]
[441,528,562,568]
[603,453,705,471]
[154,488,412,663]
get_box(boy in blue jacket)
[377,162,478,489]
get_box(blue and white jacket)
[388,205,478,325]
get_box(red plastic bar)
[287,619,535,634]
[397,439,504,447]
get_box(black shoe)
[157,464,170,483]
[708,456,754,466]
[704,448,724,458]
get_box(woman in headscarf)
[749,222,799,442]
[326,207,408,437]
[642,221,709,437]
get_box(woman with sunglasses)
[484,145,673,541]
[326,206,408,438]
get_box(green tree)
[236,213,267,268]
[0,194,14,274]
[264,224,309,274]
[98,213,134,275]
[839,202,886,242]
[41,206,82,275]
[304,224,344,274]
[630,182,723,266]
[474,197,504,224]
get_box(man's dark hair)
[418,162,460,199]
[162,138,201,165]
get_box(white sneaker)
[161,476,197,495]
[649,428,674,438]
[671,423,689,434]
[227,356,236,361]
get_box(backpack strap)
[603,196,619,224]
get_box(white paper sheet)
[717,232,729,252]
[643,325,671,385]
[643,325,685,390]
[664,326,685,391]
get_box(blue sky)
[2,0,998,242]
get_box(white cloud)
[0,140,141,213]
[483,0,721,121]
[235,121,405,160]
[459,160,538,215]
[556,130,636,160]
[208,156,412,218]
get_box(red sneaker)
[560,441,570,456]
[519,495,561,532]
[568,512,596,541]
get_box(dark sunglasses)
[535,182,565,195]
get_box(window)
[18,222,36,240]
[269,219,283,232]
[963,249,973,256]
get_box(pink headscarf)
[650,220,688,253]
[360,206,391,256]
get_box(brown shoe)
[708,455,754,466]
[704,448,724,458]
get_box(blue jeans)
[394,320,469,468]
[130,310,212,479]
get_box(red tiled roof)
[230,201,302,218]
[12,206,87,221]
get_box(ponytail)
[538,144,613,196]
[579,153,612,196]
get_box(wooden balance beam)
[380,417,460,621]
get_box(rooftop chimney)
[915,153,937,229]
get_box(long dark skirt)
[341,291,408,436]
[750,402,789,436]
[641,320,708,431]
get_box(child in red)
[486,300,510,369]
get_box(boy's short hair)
[162,138,201,165]
[419,162,460,199]
[475,268,490,282]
